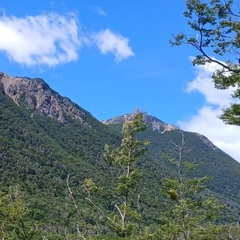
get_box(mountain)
[102,113,179,133]
[103,112,218,151]
[1,71,240,237]
[0,72,122,236]
[0,72,91,124]
[103,113,240,220]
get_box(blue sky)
[0,0,240,162]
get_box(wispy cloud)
[90,6,106,16]
[0,12,134,67]
[0,12,84,67]
[92,29,134,62]
[179,60,240,162]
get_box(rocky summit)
[102,113,179,133]
[0,72,90,125]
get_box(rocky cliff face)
[102,114,218,150]
[102,113,179,133]
[0,71,220,152]
[0,72,90,125]
[143,114,179,133]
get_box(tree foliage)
[103,111,149,238]
[171,0,240,125]
[159,133,224,239]
[0,185,36,239]
[1,81,240,238]
[74,111,149,239]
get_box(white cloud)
[0,12,134,67]
[92,29,134,62]
[186,61,236,107]
[0,12,84,67]
[179,61,240,162]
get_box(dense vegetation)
[1,76,240,239]
[1,0,240,238]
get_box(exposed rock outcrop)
[0,72,90,125]
[102,113,179,133]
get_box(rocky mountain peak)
[0,72,90,125]
[143,114,179,133]
[102,113,179,133]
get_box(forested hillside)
[106,118,240,222]
[1,74,240,239]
